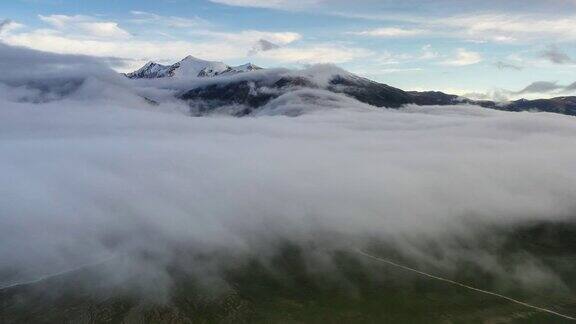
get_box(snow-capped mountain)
[125,56,262,79]
[122,56,576,117]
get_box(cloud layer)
[0,13,374,72]
[1,44,576,296]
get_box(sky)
[2,0,576,97]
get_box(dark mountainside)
[178,73,576,116]
[125,57,574,116]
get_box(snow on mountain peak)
[233,63,262,72]
[125,56,263,79]
[178,55,208,63]
[124,61,170,79]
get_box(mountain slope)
[125,57,576,117]
[502,96,576,115]
[179,73,576,116]
[177,71,477,115]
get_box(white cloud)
[442,48,482,66]
[79,22,131,39]
[191,29,301,45]
[1,14,374,68]
[129,11,208,29]
[254,44,373,64]
[437,13,576,43]
[344,12,576,44]
[0,19,23,35]
[419,44,438,60]
[0,15,306,70]
[2,29,345,70]
[350,27,427,38]
[39,15,131,39]
[208,0,323,9]
[2,31,245,70]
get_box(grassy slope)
[1,222,575,323]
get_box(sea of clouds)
[1,43,576,297]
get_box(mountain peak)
[179,55,211,63]
[126,57,264,79]
[234,63,262,72]
[124,61,169,79]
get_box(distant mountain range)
[126,56,576,117]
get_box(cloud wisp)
[129,11,209,29]
[39,14,132,39]
[507,80,576,97]
[540,45,573,65]
[0,19,22,34]
[442,48,482,66]
[208,0,325,9]
[515,81,563,95]
[495,61,522,71]
[342,11,576,44]
[0,19,12,32]
[248,38,281,55]
[350,27,427,38]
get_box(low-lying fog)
[1,44,575,297]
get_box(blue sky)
[2,0,576,98]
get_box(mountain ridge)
[125,56,262,79]
[125,56,576,117]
